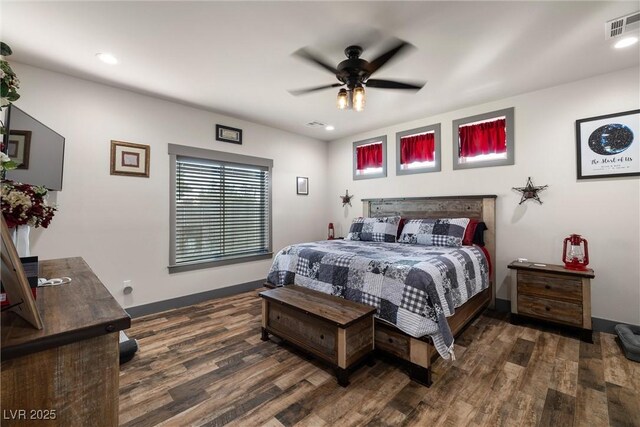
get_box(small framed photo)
[1,216,43,329]
[296,176,309,195]
[576,109,639,179]
[7,130,31,169]
[216,124,242,144]
[110,140,150,177]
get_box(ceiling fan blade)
[366,79,425,90]
[368,39,413,74]
[289,83,343,96]
[293,48,338,75]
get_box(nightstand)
[508,261,594,342]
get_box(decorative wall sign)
[110,140,150,177]
[340,190,353,207]
[296,176,309,195]
[512,177,548,205]
[216,124,242,144]
[576,109,639,179]
[7,130,31,169]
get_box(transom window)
[453,107,515,170]
[353,136,387,180]
[396,124,441,175]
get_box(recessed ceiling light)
[96,52,118,65]
[614,36,638,49]
[325,125,335,131]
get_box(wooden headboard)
[362,195,497,309]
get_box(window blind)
[174,156,270,265]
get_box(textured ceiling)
[3,1,639,141]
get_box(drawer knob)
[545,306,551,311]
[545,285,551,290]
[276,315,280,320]
[388,338,393,343]
[320,334,324,340]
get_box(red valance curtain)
[400,133,435,164]
[459,118,506,157]
[356,143,383,169]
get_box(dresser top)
[1,257,130,360]
[508,260,595,278]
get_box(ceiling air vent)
[605,11,640,39]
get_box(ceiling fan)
[289,39,425,112]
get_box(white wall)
[13,63,329,308]
[328,66,640,325]
[11,63,640,325]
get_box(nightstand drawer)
[517,272,582,302]
[518,294,582,326]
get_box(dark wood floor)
[119,290,640,427]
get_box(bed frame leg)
[336,367,350,387]
[409,364,432,387]
[261,327,269,341]
[365,354,376,367]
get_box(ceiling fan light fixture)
[337,88,349,110]
[292,38,423,111]
[353,86,365,112]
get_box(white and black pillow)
[398,218,470,247]
[345,216,401,243]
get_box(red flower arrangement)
[1,180,56,228]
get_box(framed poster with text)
[576,109,639,179]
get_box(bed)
[266,195,496,385]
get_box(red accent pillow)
[463,219,479,246]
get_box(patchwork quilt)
[267,240,489,359]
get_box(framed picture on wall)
[216,124,242,144]
[576,109,640,179]
[110,140,150,178]
[296,176,309,195]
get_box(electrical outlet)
[123,280,133,295]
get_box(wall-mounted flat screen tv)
[3,105,65,191]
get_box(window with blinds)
[168,145,273,272]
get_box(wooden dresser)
[1,257,130,426]
[508,261,594,342]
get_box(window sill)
[168,252,273,274]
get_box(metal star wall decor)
[340,190,353,207]
[513,177,548,205]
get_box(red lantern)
[563,234,589,271]
[328,223,335,240]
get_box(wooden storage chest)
[259,285,375,386]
